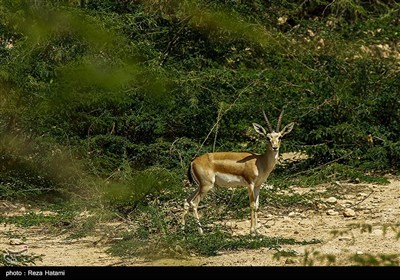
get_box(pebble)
[175,245,183,254]
[356,251,364,255]
[19,207,26,212]
[334,181,342,187]
[288,212,300,217]
[338,236,353,241]
[285,258,297,264]
[326,209,339,216]
[372,229,383,236]
[343,208,356,217]
[326,197,337,204]
[9,239,24,245]
[357,193,368,197]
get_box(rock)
[326,209,339,216]
[9,239,24,245]
[343,208,356,217]
[341,200,353,206]
[357,192,368,197]
[338,236,353,241]
[372,229,383,236]
[353,178,361,184]
[285,258,297,264]
[294,230,299,234]
[19,207,26,212]
[316,203,326,210]
[175,245,184,254]
[326,197,337,204]
[288,212,298,217]
[356,251,364,255]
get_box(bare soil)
[1,177,399,266]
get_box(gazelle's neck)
[262,145,279,168]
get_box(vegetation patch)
[0,211,76,228]
[108,224,320,258]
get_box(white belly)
[215,172,247,188]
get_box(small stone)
[294,231,299,234]
[9,239,24,245]
[354,178,360,184]
[285,258,297,264]
[175,245,183,253]
[338,236,353,241]
[316,203,326,209]
[356,251,364,255]
[288,212,297,217]
[343,208,356,217]
[326,197,337,204]
[357,193,368,197]
[372,229,383,236]
[19,207,26,212]
[326,209,339,216]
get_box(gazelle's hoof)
[250,229,259,236]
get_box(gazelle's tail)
[187,162,194,186]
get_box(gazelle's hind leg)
[181,188,199,229]
[182,184,213,235]
[189,192,203,234]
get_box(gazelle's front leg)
[253,185,261,234]
[248,184,257,235]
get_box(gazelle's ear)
[280,122,295,136]
[252,123,267,136]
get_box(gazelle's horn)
[276,106,286,131]
[262,109,273,132]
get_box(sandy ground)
[1,177,399,266]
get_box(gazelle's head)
[252,108,295,152]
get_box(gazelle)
[182,108,294,235]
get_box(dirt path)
[1,178,399,266]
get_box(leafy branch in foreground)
[0,249,44,266]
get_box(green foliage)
[0,132,84,200]
[351,253,400,266]
[182,230,319,257]
[1,249,44,266]
[101,167,183,213]
[108,215,320,258]
[272,163,389,189]
[0,211,76,228]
